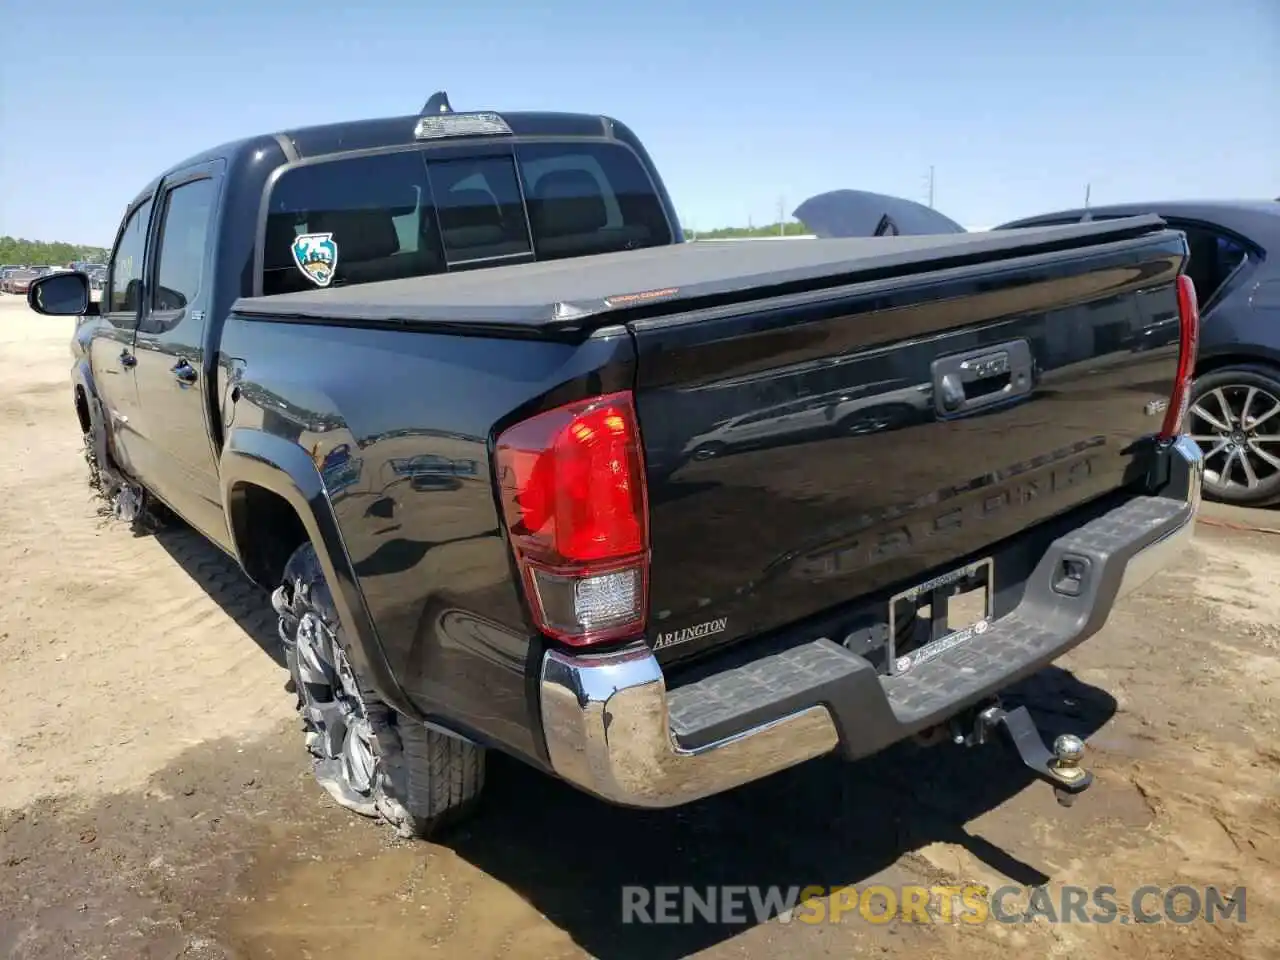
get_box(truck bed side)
[216,314,638,765]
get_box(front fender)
[71,357,97,426]
[71,358,116,474]
[219,426,424,723]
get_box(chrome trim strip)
[1117,435,1203,599]
[1173,433,1205,512]
[1115,517,1194,600]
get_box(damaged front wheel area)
[82,423,173,531]
[272,543,486,838]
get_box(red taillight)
[495,391,650,646]
[1159,273,1201,441]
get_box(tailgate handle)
[933,340,1034,416]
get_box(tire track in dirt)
[0,303,294,811]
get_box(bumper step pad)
[667,495,1190,754]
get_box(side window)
[425,156,532,265]
[152,178,215,320]
[516,142,671,261]
[1177,224,1248,307]
[263,151,439,296]
[107,198,154,317]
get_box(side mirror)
[28,271,91,316]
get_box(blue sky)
[1,0,1275,244]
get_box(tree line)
[1,222,828,264]
[686,221,813,239]
[0,237,110,266]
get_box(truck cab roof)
[143,109,648,202]
[112,100,683,333]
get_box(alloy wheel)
[292,609,381,817]
[1188,384,1280,493]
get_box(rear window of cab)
[260,141,672,296]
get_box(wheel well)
[1196,353,1280,378]
[74,386,91,434]
[229,483,309,588]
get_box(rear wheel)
[273,542,486,838]
[1188,365,1280,506]
[838,403,919,436]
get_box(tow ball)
[950,702,1093,807]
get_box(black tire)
[1188,364,1280,507]
[274,542,485,838]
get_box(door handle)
[932,340,1034,416]
[171,359,198,384]
[119,349,136,369]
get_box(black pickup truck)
[29,94,1204,837]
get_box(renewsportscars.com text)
[621,883,1247,926]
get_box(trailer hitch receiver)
[953,703,1094,806]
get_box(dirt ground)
[1,294,1277,960]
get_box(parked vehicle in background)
[3,267,40,295]
[27,93,1202,842]
[4,264,127,293]
[998,200,1280,507]
[682,377,933,462]
[794,189,968,238]
[86,267,107,301]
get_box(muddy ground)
[1,295,1277,959]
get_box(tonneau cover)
[232,214,1167,330]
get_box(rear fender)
[219,426,424,722]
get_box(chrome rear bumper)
[540,647,839,807]
[538,436,1203,808]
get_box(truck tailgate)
[628,228,1188,664]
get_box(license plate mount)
[888,558,993,675]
